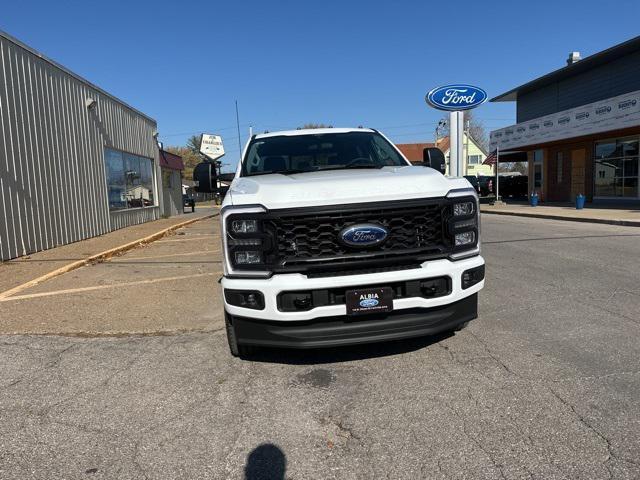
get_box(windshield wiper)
[316,165,384,172]
[246,169,310,177]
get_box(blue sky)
[3,0,640,170]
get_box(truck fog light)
[453,202,474,216]
[234,250,262,264]
[224,289,265,310]
[455,231,475,246]
[462,265,485,289]
[231,219,259,234]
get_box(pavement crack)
[467,330,520,378]
[443,403,507,480]
[547,387,620,479]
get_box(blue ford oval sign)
[360,298,379,308]
[340,224,388,247]
[426,84,487,111]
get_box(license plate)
[345,287,393,316]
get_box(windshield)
[241,131,409,177]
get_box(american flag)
[483,150,497,165]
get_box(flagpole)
[495,145,500,202]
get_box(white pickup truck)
[196,128,485,357]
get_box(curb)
[481,209,640,228]
[0,213,219,300]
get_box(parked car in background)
[477,176,494,197]
[183,194,195,212]
[464,175,481,195]
[510,175,529,199]
[497,175,528,199]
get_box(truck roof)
[254,127,375,139]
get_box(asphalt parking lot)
[1,215,640,479]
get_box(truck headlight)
[453,202,474,216]
[234,251,263,264]
[231,219,259,234]
[222,207,273,276]
[447,195,480,256]
[455,231,475,246]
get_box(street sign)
[200,134,225,161]
[426,84,487,111]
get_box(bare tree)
[437,111,489,151]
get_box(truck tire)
[225,311,252,358]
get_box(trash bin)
[575,194,585,210]
[530,192,539,207]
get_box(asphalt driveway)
[1,215,639,479]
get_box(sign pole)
[448,111,464,177]
[495,145,500,201]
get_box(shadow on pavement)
[244,443,286,480]
[242,331,454,365]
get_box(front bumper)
[221,255,485,322]
[228,294,478,349]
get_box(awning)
[159,149,184,171]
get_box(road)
[1,215,640,479]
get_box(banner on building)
[490,89,640,151]
[200,134,225,161]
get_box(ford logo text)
[359,298,379,308]
[339,224,388,247]
[426,84,487,111]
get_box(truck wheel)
[224,311,252,358]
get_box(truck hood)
[226,166,471,209]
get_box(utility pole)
[235,100,242,163]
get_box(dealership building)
[490,35,640,204]
[0,30,183,262]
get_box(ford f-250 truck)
[196,128,485,357]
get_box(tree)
[186,135,201,153]
[437,110,489,151]
[165,144,203,182]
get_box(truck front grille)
[265,198,451,275]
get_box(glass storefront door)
[594,137,639,198]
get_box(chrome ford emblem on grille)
[339,224,388,247]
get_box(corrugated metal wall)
[518,50,640,122]
[162,170,184,217]
[0,32,160,261]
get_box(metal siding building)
[0,31,165,261]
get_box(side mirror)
[193,162,216,193]
[423,147,446,174]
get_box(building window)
[594,138,639,198]
[468,154,482,165]
[533,149,543,190]
[104,148,155,210]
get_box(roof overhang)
[491,35,640,103]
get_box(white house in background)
[396,135,493,176]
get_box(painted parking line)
[156,236,221,243]
[0,272,220,303]
[111,249,221,262]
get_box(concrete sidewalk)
[0,204,219,295]
[481,201,640,227]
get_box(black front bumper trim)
[228,294,477,349]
